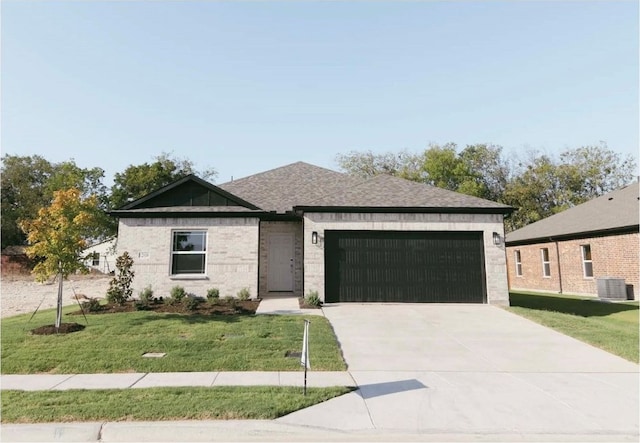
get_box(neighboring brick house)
[110,162,513,304]
[506,182,639,299]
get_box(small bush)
[304,290,322,307]
[164,296,179,306]
[106,252,135,305]
[134,301,152,311]
[237,287,251,301]
[81,298,102,312]
[185,296,202,311]
[207,288,220,303]
[223,295,237,308]
[170,285,186,302]
[139,286,154,304]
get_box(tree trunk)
[55,269,63,331]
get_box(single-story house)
[505,182,639,299]
[110,162,513,304]
[83,237,117,274]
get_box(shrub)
[304,290,322,307]
[164,297,178,306]
[237,287,251,301]
[185,296,202,311]
[81,298,102,312]
[170,285,186,302]
[223,295,237,308]
[134,301,152,311]
[207,288,220,303]
[139,286,154,304]
[106,252,135,305]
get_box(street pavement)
[2,300,639,442]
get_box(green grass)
[1,306,346,374]
[1,386,353,423]
[507,291,639,362]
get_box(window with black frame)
[171,231,207,275]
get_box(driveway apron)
[279,304,639,439]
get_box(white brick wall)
[116,217,259,299]
[302,212,509,305]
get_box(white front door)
[268,233,295,292]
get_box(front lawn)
[1,307,346,373]
[1,386,353,423]
[507,291,639,362]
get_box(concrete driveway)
[279,304,640,440]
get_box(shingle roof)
[299,174,512,210]
[218,162,363,213]
[506,182,640,245]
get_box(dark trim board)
[295,206,513,215]
[324,230,487,303]
[506,225,639,247]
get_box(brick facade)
[507,232,639,299]
[303,212,509,305]
[117,217,260,299]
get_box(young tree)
[19,189,101,331]
[110,153,216,209]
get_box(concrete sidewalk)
[0,371,354,391]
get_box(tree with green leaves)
[502,144,637,231]
[1,155,110,249]
[336,142,636,231]
[110,153,216,209]
[335,150,423,181]
[19,188,102,331]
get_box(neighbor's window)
[171,231,207,275]
[514,250,523,277]
[91,252,100,267]
[541,248,551,277]
[582,244,593,278]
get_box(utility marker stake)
[301,319,310,395]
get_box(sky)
[2,1,638,186]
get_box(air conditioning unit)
[597,277,627,300]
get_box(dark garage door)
[324,230,486,303]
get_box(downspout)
[552,238,563,294]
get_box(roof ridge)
[219,161,346,186]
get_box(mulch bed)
[31,323,86,335]
[69,299,260,316]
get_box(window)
[514,250,523,277]
[541,248,551,277]
[582,244,593,278]
[171,231,207,275]
[91,252,100,267]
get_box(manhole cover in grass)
[142,352,166,358]
[285,351,302,358]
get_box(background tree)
[503,144,637,231]
[1,155,110,249]
[336,142,636,232]
[458,144,510,202]
[109,153,217,209]
[335,150,423,180]
[19,188,102,331]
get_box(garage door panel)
[325,230,486,303]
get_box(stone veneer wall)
[302,212,509,305]
[507,232,639,299]
[117,217,259,299]
[258,221,304,297]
